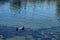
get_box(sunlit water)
[0,0,60,40]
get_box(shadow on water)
[0,25,60,40]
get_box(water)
[0,0,60,40]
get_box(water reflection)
[0,0,60,40]
[0,0,59,29]
[10,0,21,14]
[0,0,9,5]
[56,0,60,22]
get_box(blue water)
[0,0,60,40]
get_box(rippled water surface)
[0,0,60,40]
[0,0,60,29]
